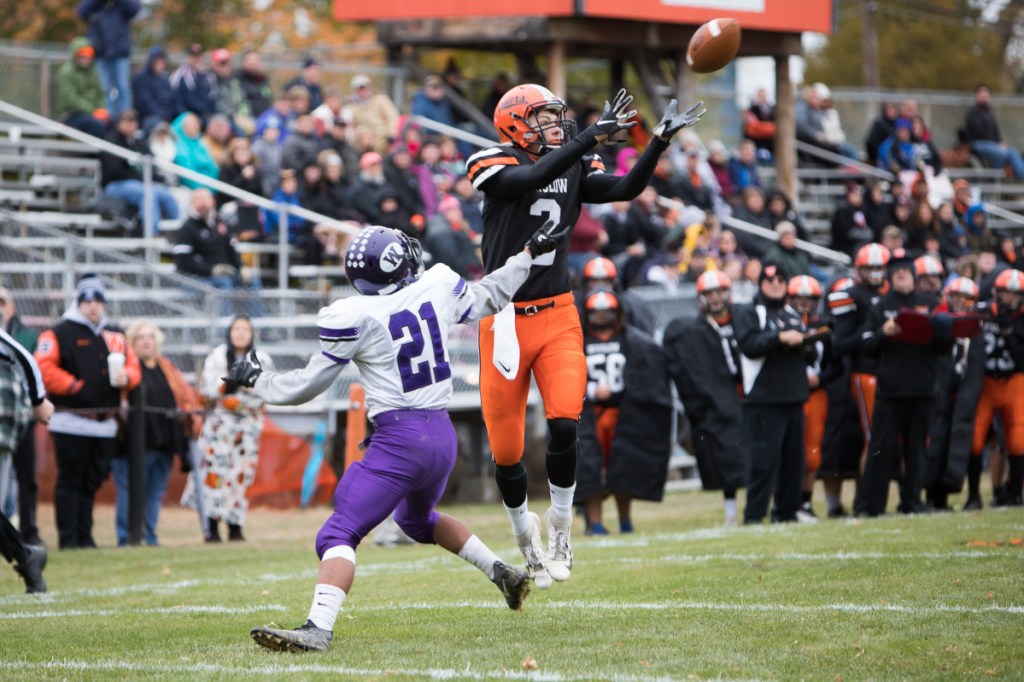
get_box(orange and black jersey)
[584,333,626,408]
[980,304,1024,377]
[468,136,668,302]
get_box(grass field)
[1,489,1022,681]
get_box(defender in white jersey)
[238,223,569,653]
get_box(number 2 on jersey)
[530,198,562,266]
[389,302,452,393]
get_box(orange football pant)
[595,406,621,466]
[803,387,828,475]
[479,293,586,467]
[971,374,1024,456]
[851,372,877,442]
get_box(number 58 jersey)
[315,256,531,419]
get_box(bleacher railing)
[0,98,361,289]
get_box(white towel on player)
[491,303,520,381]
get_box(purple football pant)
[315,409,457,558]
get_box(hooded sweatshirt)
[171,112,220,189]
[55,37,104,119]
[132,46,175,124]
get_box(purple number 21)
[389,302,452,393]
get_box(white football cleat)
[544,507,573,582]
[516,512,552,589]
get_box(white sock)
[457,534,501,580]
[307,583,345,632]
[505,499,532,539]
[723,498,738,521]
[548,482,576,526]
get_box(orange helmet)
[914,255,944,277]
[995,268,1024,293]
[696,270,732,294]
[493,84,576,152]
[855,243,891,268]
[582,256,619,283]
[943,276,979,300]
[787,275,822,298]
[583,289,623,331]
[831,275,856,293]
[584,289,621,313]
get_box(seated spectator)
[316,150,360,222]
[217,138,263,206]
[280,115,318,172]
[285,57,323,111]
[713,228,747,267]
[891,196,913,232]
[317,115,359,184]
[413,140,456,217]
[251,119,283,197]
[766,189,809,241]
[743,88,776,162]
[670,149,715,212]
[864,179,892,233]
[377,189,422,238]
[680,246,711,283]
[201,114,233,167]
[936,201,966,263]
[438,136,466,177]
[796,84,841,165]
[905,201,938,256]
[262,169,309,249]
[816,83,858,159]
[728,140,762,197]
[721,256,743,283]
[383,145,426,219]
[762,222,811,277]
[911,116,943,174]
[397,120,424,157]
[964,204,991,253]
[880,224,905,256]
[732,186,773,258]
[170,43,216,123]
[148,121,176,171]
[451,175,483,234]
[425,195,483,279]
[706,140,733,198]
[173,188,242,287]
[237,50,273,118]
[286,84,312,117]
[170,112,219,189]
[132,46,175,134]
[348,152,391,224]
[900,98,931,141]
[632,185,672,241]
[209,48,253,136]
[480,72,511,121]
[829,183,872,256]
[865,101,898,166]
[963,84,1024,180]
[344,74,400,153]
[877,118,915,173]
[254,91,293,143]
[311,86,344,137]
[742,258,762,285]
[99,109,179,225]
[55,38,108,138]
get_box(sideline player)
[241,222,568,652]
[467,84,704,586]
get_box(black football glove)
[651,99,707,142]
[223,349,262,392]
[590,88,638,138]
[527,219,572,257]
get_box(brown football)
[686,18,741,74]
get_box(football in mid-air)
[686,18,741,74]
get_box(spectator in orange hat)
[55,38,108,138]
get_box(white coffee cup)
[107,352,126,386]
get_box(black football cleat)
[491,561,530,611]
[251,620,333,653]
[14,544,47,594]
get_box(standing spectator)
[209,49,253,136]
[0,289,44,546]
[734,262,812,524]
[181,316,273,542]
[111,320,199,546]
[170,112,219,189]
[664,271,747,525]
[55,38,108,138]
[237,50,273,118]
[762,222,811,277]
[285,57,323,111]
[173,188,243,290]
[99,109,180,224]
[964,85,1024,181]
[35,274,141,549]
[575,290,672,534]
[76,0,139,119]
[344,75,400,153]
[855,257,953,516]
[743,88,776,162]
[0,325,53,593]
[170,43,216,123]
[410,75,457,131]
[865,102,898,166]
[131,46,175,134]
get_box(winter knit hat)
[76,273,106,303]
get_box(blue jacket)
[410,91,456,128]
[77,0,140,60]
[132,46,175,125]
[262,189,307,242]
[170,65,216,121]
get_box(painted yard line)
[0,658,702,682]
[0,604,288,620]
